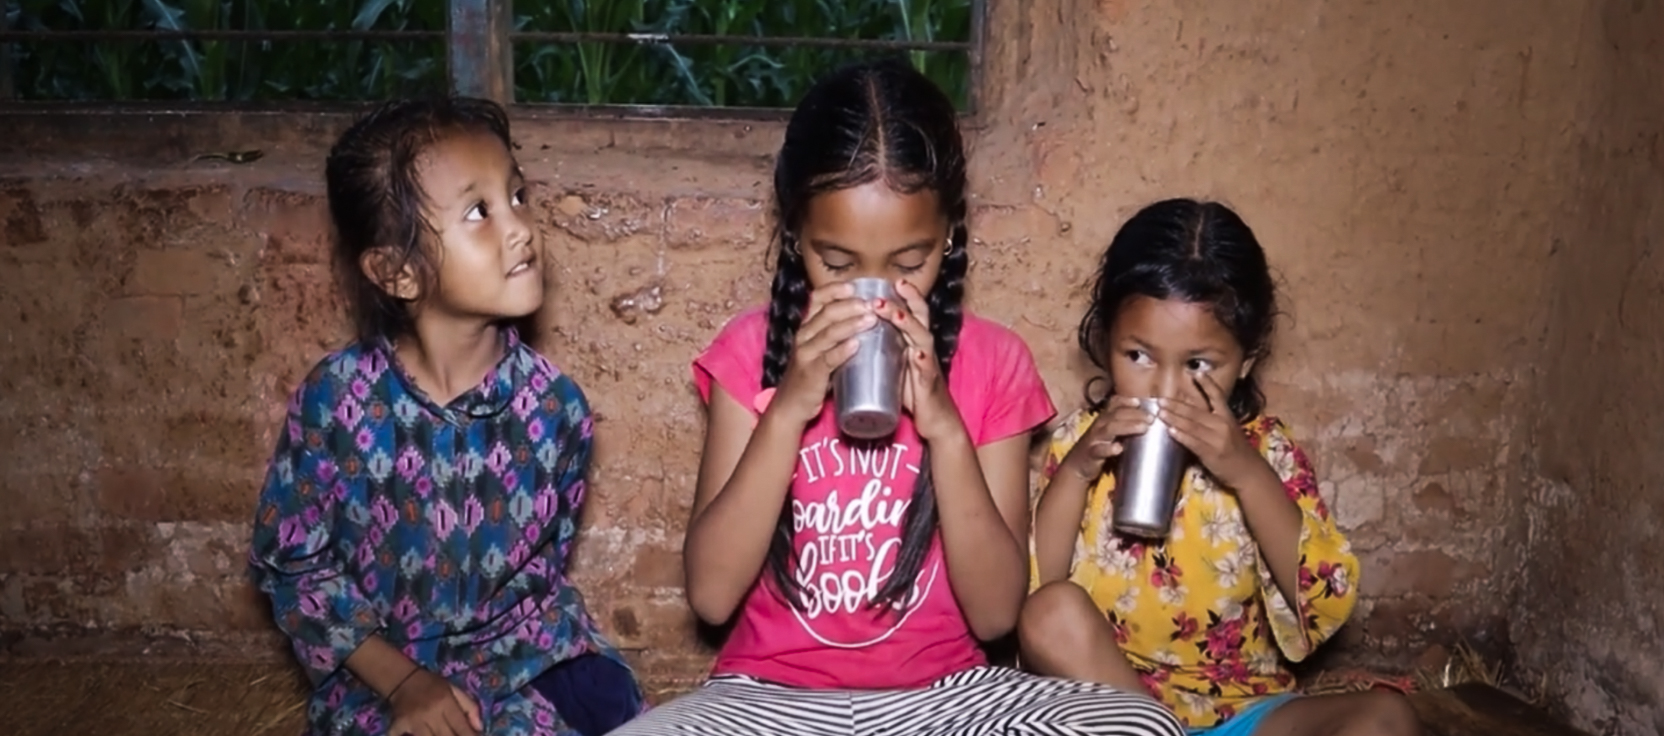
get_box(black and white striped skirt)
[609,666,1185,736]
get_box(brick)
[1361,549,1488,598]
[1339,437,1387,474]
[1,576,23,621]
[103,296,184,341]
[636,598,700,649]
[630,546,685,589]
[969,205,1054,253]
[1362,596,1423,641]
[0,524,93,575]
[96,466,168,521]
[112,185,235,247]
[21,578,98,622]
[98,523,164,575]
[95,465,256,523]
[244,188,331,265]
[611,606,642,640]
[539,191,655,244]
[0,412,101,523]
[1417,436,1496,475]
[225,579,277,631]
[2,186,47,246]
[1413,482,1461,515]
[254,262,351,393]
[160,412,265,468]
[663,197,765,251]
[129,250,226,296]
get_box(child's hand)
[773,282,877,426]
[1059,397,1155,481]
[386,668,484,736]
[888,280,964,441]
[1157,373,1265,488]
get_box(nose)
[1153,367,1190,400]
[504,204,533,250]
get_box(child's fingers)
[1165,422,1203,455]
[1155,406,1199,440]
[797,297,870,346]
[796,314,875,372]
[450,686,484,732]
[1087,439,1124,460]
[889,301,934,355]
[1193,372,1229,415]
[813,338,861,373]
[1159,408,1221,458]
[802,281,856,323]
[894,280,933,331]
[435,705,475,736]
[1157,397,1211,427]
[1095,404,1153,437]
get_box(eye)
[1123,349,1153,366]
[894,260,926,274]
[1186,358,1215,373]
[465,202,486,222]
[822,259,854,273]
[511,187,526,207]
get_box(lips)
[507,254,535,276]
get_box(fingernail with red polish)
[873,298,887,310]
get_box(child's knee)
[1018,581,1096,650]
[1348,692,1422,736]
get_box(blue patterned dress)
[249,329,644,736]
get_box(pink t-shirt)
[692,306,1056,690]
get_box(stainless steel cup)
[1111,398,1192,538]
[834,278,904,440]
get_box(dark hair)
[761,57,968,612]
[325,97,514,343]
[1078,198,1277,421]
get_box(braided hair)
[760,57,969,612]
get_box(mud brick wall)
[2,2,1660,732]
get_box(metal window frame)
[0,0,986,119]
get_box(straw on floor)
[0,659,309,736]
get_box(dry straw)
[0,659,308,736]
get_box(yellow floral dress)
[1029,410,1360,729]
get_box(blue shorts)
[1187,694,1297,736]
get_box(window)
[2,0,982,112]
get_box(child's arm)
[1158,376,1360,660]
[1031,444,1093,586]
[1223,458,1303,600]
[547,380,595,572]
[1033,401,1158,584]
[249,387,386,689]
[924,425,1031,638]
[348,636,484,736]
[1156,376,1304,600]
[250,382,482,733]
[344,635,422,697]
[682,288,873,625]
[682,385,810,624]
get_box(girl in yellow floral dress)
[1021,199,1422,736]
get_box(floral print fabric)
[1031,411,1359,729]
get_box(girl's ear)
[360,247,421,301]
[1238,356,1257,380]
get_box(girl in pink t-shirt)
[609,58,1183,736]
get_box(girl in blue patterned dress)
[250,98,646,736]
